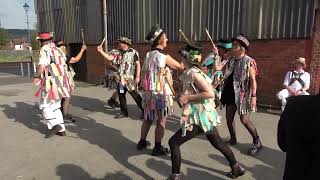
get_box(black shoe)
[248,138,263,156]
[64,115,76,123]
[226,138,237,145]
[137,140,151,150]
[64,119,76,123]
[56,131,66,136]
[64,114,73,120]
[226,163,245,179]
[114,113,128,119]
[45,125,62,138]
[152,145,170,156]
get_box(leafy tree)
[0,28,9,46]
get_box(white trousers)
[40,100,65,132]
[276,89,310,110]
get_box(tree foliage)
[0,28,10,46]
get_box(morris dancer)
[220,34,263,156]
[97,37,144,118]
[137,26,184,156]
[276,57,310,111]
[55,40,87,122]
[167,40,245,180]
[202,39,232,104]
[33,32,70,138]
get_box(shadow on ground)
[0,102,47,136]
[56,164,132,180]
[208,142,285,180]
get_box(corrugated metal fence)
[35,0,103,44]
[36,0,319,44]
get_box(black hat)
[146,26,165,46]
[216,39,232,49]
[180,40,203,65]
[232,34,249,50]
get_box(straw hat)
[293,57,306,68]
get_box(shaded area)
[0,102,47,135]
[209,142,285,180]
[66,116,154,179]
[145,158,226,179]
[56,164,132,180]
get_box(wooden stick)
[81,29,85,45]
[205,28,217,49]
[179,29,189,41]
[100,37,106,46]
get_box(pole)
[103,0,108,52]
[25,9,34,75]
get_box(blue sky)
[0,0,37,29]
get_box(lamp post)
[23,2,34,75]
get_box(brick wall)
[85,38,314,106]
[309,10,320,95]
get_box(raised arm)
[69,45,87,64]
[165,55,184,70]
[97,46,114,61]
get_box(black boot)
[226,163,245,179]
[136,139,151,150]
[248,137,263,156]
[56,131,66,136]
[45,125,62,138]
[152,145,170,156]
[226,137,237,145]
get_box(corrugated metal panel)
[35,0,102,44]
[35,0,318,44]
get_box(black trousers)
[117,84,143,115]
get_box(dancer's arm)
[135,54,141,84]
[33,65,45,85]
[97,46,114,61]
[69,45,87,64]
[165,55,184,70]
[179,72,214,104]
[249,63,257,108]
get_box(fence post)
[33,62,36,75]
[27,62,30,77]
[20,63,24,77]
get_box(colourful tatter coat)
[181,67,221,136]
[118,48,139,91]
[223,55,258,115]
[35,43,70,104]
[141,49,174,120]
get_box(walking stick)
[179,29,189,41]
[205,28,218,53]
[81,29,85,45]
[164,76,183,108]
[100,37,106,47]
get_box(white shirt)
[283,70,311,91]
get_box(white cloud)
[0,0,37,29]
